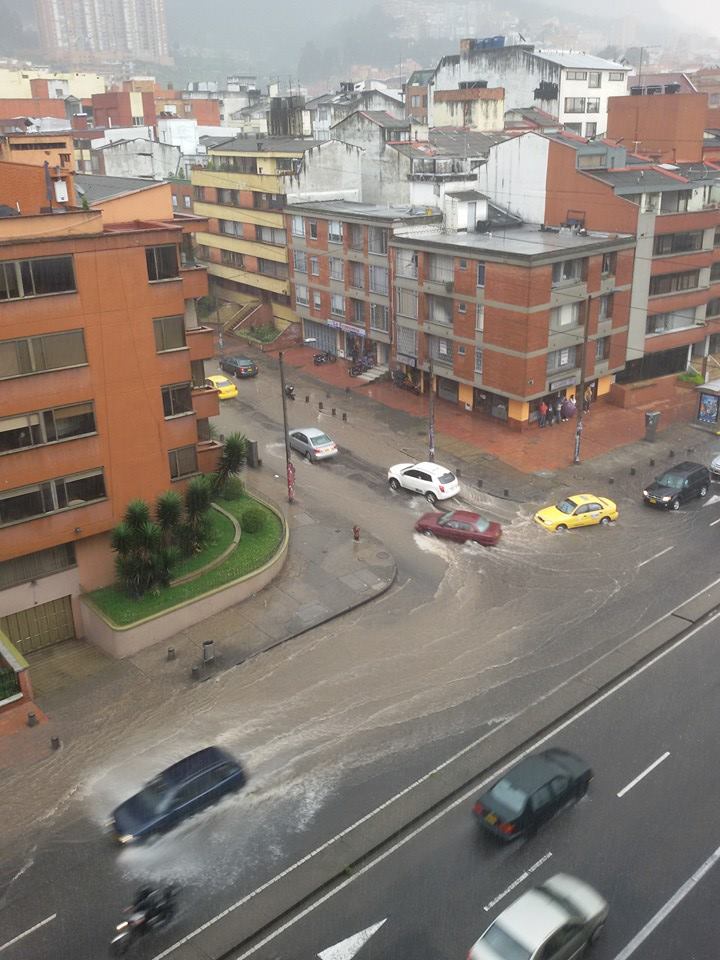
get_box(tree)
[156,490,183,548]
[111,499,175,598]
[182,476,212,553]
[213,432,247,495]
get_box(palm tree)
[111,500,173,597]
[213,432,247,495]
[156,490,183,548]
[183,476,212,553]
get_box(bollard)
[352,524,360,542]
[456,467,462,478]
[319,401,323,411]
[650,458,655,467]
[477,479,483,489]
[503,488,509,498]
[608,477,615,484]
[345,387,350,396]
[669,449,674,458]
[687,447,694,455]
[630,467,636,476]
[332,408,336,416]
[51,736,61,750]
[27,712,38,727]
[202,640,215,664]
[191,665,201,681]
[342,412,347,421]
[167,646,176,661]
[305,395,310,403]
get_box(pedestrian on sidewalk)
[546,402,555,426]
[538,399,548,427]
[561,396,574,422]
[584,386,593,413]
[555,397,564,424]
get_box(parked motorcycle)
[392,370,421,395]
[284,383,296,400]
[313,351,337,365]
[349,356,374,377]
[110,887,177,956]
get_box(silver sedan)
[288,428,338,462]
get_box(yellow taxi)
[206,375,238,400]
[534,493,618,532]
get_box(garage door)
[303,320,338,354]
[0,596,75,654]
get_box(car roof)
[414,461,453,475]
[292,427,330,438]
[445,510,482,522]
[161,746,233,784]
[494,887,568,951]
[566,493,603,504]
[209,374,231,381]
[228,355,254,363]
[498,752,566,792]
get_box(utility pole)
[573,295,592,465]
[428,354,436,462]
[278,351,295,503]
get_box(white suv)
[387,461,460,505]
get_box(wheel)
[699,484,708,497]
[589,922,605,945]
[599,516,610,526]
[671,499,680,511]
[389,478,400,491]
[425,491,438,505]
[423,529,434,537]
[575,779,589,800]
[235,371,242,379]
[556,524,568,532]
[305,450,313,463]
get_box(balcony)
[186,325,216,362]
[192,384,220,420]
[181,264,208,300]
[197,440,222,474]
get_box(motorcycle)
[349,356,374,377]
[392,370,421,395]
[284,383,296,400]
[313,351,337,365]
[110,887,177,956]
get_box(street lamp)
[278,351,295,503]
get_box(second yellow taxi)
[206,375,238,400]
[534,493,618,532]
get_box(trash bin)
[246,440,261,468]
[644,410,660,442]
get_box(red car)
[415,510,502,546]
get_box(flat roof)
[535,49,629,70]
[75,173,163,203]
[286,199,441,222]
[392,223,634,261]
[210,135,322,153]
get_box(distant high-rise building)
[35,0,170,63]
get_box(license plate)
[649,498,656,504]
[485,812,498,825]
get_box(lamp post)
[278,351,295,503]
[573,295,592,465]
[428,355,436,462]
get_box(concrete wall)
[329,114,411,204]
[285,139,364,203]
[93,138,181,179]
[477,133,550,223]
[431,89,505,131]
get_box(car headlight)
[117,834,135,845]
[542,518,553,525]
[642,490,648,496]
[661,496,671,502]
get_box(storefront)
[302,319,338,355]
[696,377,720,427]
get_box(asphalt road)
[2,366,720,960]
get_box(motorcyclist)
[132,886,173,927]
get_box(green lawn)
[87,495,284,627]
[171,505,235,579]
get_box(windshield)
[140,775,173,814]
[488,778,528,816]
[438,471,455,484]
[657,473,684,490]
[437,513,454,526]
[556,499,577,515]
[312,434,332,445]
[473,518,490,532]
[216,378,232,387]
[480,923,531,960]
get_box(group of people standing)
[537,387,593,428]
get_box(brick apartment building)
[285,200,443,365]
[0,164,218,664]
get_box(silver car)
[469,873,608,960]
[288,428,338,462]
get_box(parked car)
[711,453,720,480]
[473,748,592,841]
[468,873,608,960]
[288,427,338,462]
[205,374,238,400]
[387,461,460,505]
[643,461,710,510]
[415,510,502,546]
[219,355,258,378]
[534,494,618,532]
[111,746,247,845]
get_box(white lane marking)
[317,920,387,960]
[152,595,720,960]
[483,852,553,912]
[637,545,674,568]
[613,843,720,960]
[710,516,720,527]
[617,752,670,798]
[0,915,57,953]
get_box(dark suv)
[643,461,710,510]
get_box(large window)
[428,295,452,325]
[0,469,106,527]
[710,262,720,282]
[146,245,179,282]
[368,227,388,254]
[169,445,198,480]
[429,336,453,365]
[609,71,625,81]
[161,382,193,418]
[0,543,76,590]
[217,188,239,205]
[220,220,243,237]
[369,265,389,295]
[0,255,76,301]
[660,191,691,214]
[551,302,582,329]
[0,402,95,454]
[547,346,576,372]
[552,259,585,284]
[396,249,418,279]
[646,307,696,334]
[329,257,344,281]
[396,325,417,358]
[293,250,307,274]
[258,259,288,279]
[586,98,600,113]
[331,294,345,316]
[708,298,720,318]
[0,329,87,380]
[427,254,454,283]
[588,71,601,88]
[396,287,418,319]
[291,215,304,237]
[653,231,704,256]
[153,315,186,352]
[370,303,389,331]
[350,262,364,288]
[295,284,309,305]
[221,250,244,268]
[564,97,586,113]
[328,220,343,243]
[349,224,364,250]
[350,299,365,325]
[649,271,700,296]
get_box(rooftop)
[389,128,503,159]
[209,134,322,153]
[75,173,162,203]
[407,69,435,86]
[356,110,410,129]
[626,72,697,94]
[285,198,441,222]
[534,49,629,71]
[591,164,720,192]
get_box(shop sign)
[396,353,417,367]
[327,319,366,337]
[549,375,577,391]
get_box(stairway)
[357,365,388,383]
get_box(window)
[256,226,287,245]
[609,71,625,81]
[458,302,466,314]
[0,330,87,380]
[646,307,696,334]
[293,250,307,274]
[190,359,206,388]
[411,95,420,107]
[547,346,576,371]
[370,303,389,331]
[310,256,320,276]
[162,382,193,418]
[566,70,588,80]
[397,287,418,319]
[308,220,318,240]
[459,259,468,270]
[258,259,288,279]
[715,228,720,249]
[0,543,76,590]
[586,98,600,113]
[428,254,454,283]
[328,220,343,243]
[350,299,365,325]
[430,336,453,364]
[169,445,198,480]
[595,336,610,360]
[172,194,178,208]
[328,257,343,281]
[193,186,205,202]
[396,249,418,279]
[598,294,613,320]
[602,252,616,275]
[217,188,239,205]
[349,223,364,250]
[551,302,582,329]
[369,265,389,295]
[295,284,309,305]
[350,262,364,288]
[708,298,720,318]
[0,469,106,527]
[331,294,345,316]
[396,325,417,357]
[649,271,700,296]
[221,250,244,268]
[291,215,304,237]
[368,227,388,254]
[146,245,179,282]
[0,402,95,454]
[552,259,585,284]
[153,315,186,352]
[475,303,484,333]
[313,292,322,309]
[565,123,582,135]
[588,71,601,88]
[183,195,191,209]
[660,191,691,214]
[220,219,243,236]
[475,347,483,373]
[457,345,465,355]
[0,255,76,301]
[564,97,586,113]
[477,262,486,287]
[428,295,452,325]
[709,262,720,282]
[654,231,704,255]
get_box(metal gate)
[0,595,75,655]
[303,320,337,354]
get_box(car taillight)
[499,822,516,835]
[313,448,322,453]
[473,801,484,815]
[439,484,445,492]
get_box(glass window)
[161,382,193,417]
[708,298,720,318]
[396,249,418,279]
[598,294,613,320]
[308,220,318,240]
[295,284,309,305]
[0,330,87,380]
[313,292,321,309]
[0,412,42,452]
[586,98,600,113]
[595,336,610,360]
[428,255,454,283]
[588,71,601,88]
[551,302,582,328]
[714,228,720,249]
[328,220,343,243]
[0,485,46,525]
[370,303,389,331]
[190,359,206,388]
[0,255,76,300]
[0,543,76,590]
[609,71,625,81]
[475,303,484,332]
[653,231,703,255]
[489,778,528,815]
[350,299,365,325]
[350,262,364,288]
[310,256,319,276]
[0,470,105,526]
[646,306,696,333]
[396,287,418,319]
[293,250,307,273]
[368,227,388,254]
[552,259,585,284]
[43,401,95,441]
[291,215,304,237]
[153,315,186,352]
[547,346,576,371]
[331,294,345,316]
[477,262,486,287]
[566,70,588,80]
[709,262,720,281]
[169,444,198,480]
[649,271,699,296]
[396,325,417,357]
[349,224,364,250]
[183,196,191,209]
[602,252,616,275]
[564,97,586,113]
[329,257,344,281]
[475,347,483,373]
[146,245,179,281]
[60,470,106,506]
[369,265,389,294]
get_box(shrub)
[182,476,213,553]
[111,499,176,598]
[156,490,183,547]
[678,371,704,385]
[242,506,265,534]
[219,475,245,501]
[213,432,247,495]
